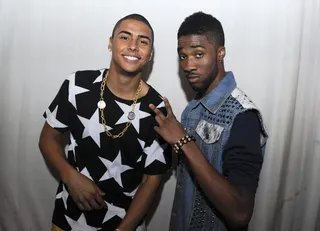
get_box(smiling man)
[149,12,268,231]
[39,14,171,231]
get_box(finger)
[81,200,92,211]
[153,126,161,134]
[154,114,165,127]
[76,202,85,211]
[149,104,166,120]
[163,97,174,117]
[95,187,107,208]
[94,192,107,208]
[78,195,92,211]
[89,196,102,210]
[96,187,105,196]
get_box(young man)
[39,14,171,231]
[149,12,268,231]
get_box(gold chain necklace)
[97,71,142,139]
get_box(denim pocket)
[195,119,224,144]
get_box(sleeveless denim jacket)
[169,72,268,231]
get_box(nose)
[182,57,197,73]
[128,38,139,51]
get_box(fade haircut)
[112,14,154,46]
[178,12,225,46]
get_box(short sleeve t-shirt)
[43,69,172,231]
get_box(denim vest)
[169,72,268,231]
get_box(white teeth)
[124,56,138,60]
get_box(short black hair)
[112,14,154,46]
[178,12,225,46]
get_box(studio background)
[1,0,320,230]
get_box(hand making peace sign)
[149,97,187,146]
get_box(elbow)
[38,135,46,155]
[228,211,252,229]
[38,131,53,156]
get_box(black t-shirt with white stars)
[43,69,172,231]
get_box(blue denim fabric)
[169,72,268,231]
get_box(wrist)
[116,222,134,231]
[173,134,196,154]
[60,165,77,184]
[172,131,188,145]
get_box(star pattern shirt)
[44,69,172,231]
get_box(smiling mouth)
[123,55,139,61]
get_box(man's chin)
[189,83,204,93]
[120,66,142,77]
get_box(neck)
[202,69,226,97]
[107,63,142,100]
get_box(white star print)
[115,101,151,133]
[144,139,168,167]
[137,138,145,148]
[68,73,89,110]
[102,201,126,223]
[93,70,104,83]
[123,185,139,197]
[56,184,69,209]
[78,109,112,147]
[80,167,94,181]
[137,156,142,162]
[65,213,101,231]
[99,151,133,187]
[156,101,165,108]
[67,133,78,161]
[136,138,145,163]
[46,105,68,128]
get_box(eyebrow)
[117,30,152,42]
[177,44,205,52]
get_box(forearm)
[117,175,161,231]
[39,125,75,183]
[181,141,252,227]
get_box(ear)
[108,36,113,51]
[217,46,226,62]
[149,49,154,61]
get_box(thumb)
[154,126,161,134]
[97,186,105,196]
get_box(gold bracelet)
[173,135,195,154]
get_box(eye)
[120,36,129,41]
[179,54,187,60]
[140,40,149,45]
[195,52,204,58]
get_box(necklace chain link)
[99,71,142,139]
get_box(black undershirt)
[222,110,263,193]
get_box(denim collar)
[194,71,237,114]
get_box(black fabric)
[44,69,171,231]
[222,110,263,192]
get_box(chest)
[181,105,234,172]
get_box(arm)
[117,174,162,231]
[149,98,262,229]
[39,122,106,211]
[180,141,255,228]
[39,122,75,183]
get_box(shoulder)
[66,69,106,87]
[229,87,258,110]
[228,88,269,143]
[143,84,166,108]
